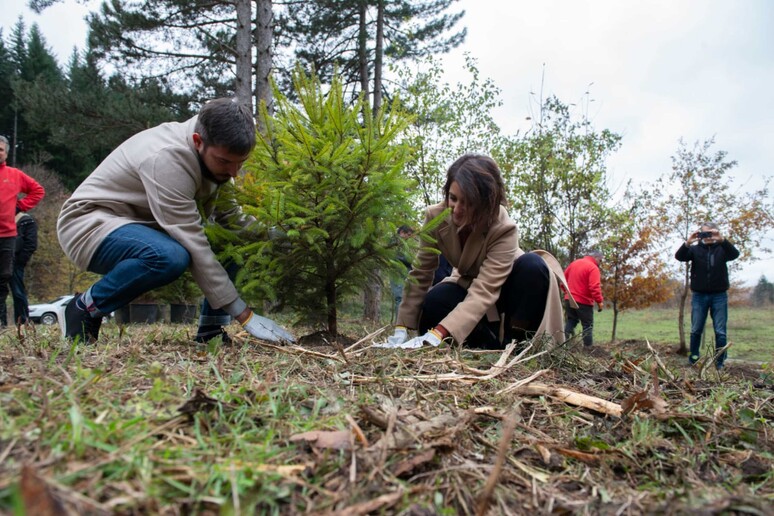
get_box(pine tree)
[227,66,415,338]
[751,275,774,306]
[277,0,466,109]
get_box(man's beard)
[197,151,230,185]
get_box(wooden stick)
[511,383,622,418]
[475,409,518,516]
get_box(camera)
[698,231,713,239]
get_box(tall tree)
[3,20,65,167]
[600,193,672,341]
[751,276,774,307]
[650,138,773,353]
[14,44,193,188]
[0,31,17,158]
[277,0,466,110]
[396,54,504,208]
[83,0,271,113]
[505,95,621,261]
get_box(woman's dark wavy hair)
[194,98,256,154]
[443,154,507,228]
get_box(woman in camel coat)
[383,154,571,349]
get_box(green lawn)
[592,306,774,363]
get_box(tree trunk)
[676,264,690,354]
[254,0,273,131]
[326,280,338,338]
[357,1,369,107]
[363,271,382,322]
[235,0,252,111]
[611,304,618,342]
[372,0,384,115]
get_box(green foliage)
[651,138,773,267]
[502,95,621,260]
[86,0,237,101]
[233,67,415,335]
[395,54,504,207]
[0,20,65,168]
[1,21,192,189]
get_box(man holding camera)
[675,222,739,369]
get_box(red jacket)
[563,255,603,306]
[0,163,45,237]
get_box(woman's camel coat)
[396,203,575,345]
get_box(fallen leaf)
[20,465,67,516]
[290,430,352,450]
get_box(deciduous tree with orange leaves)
[601,195,673,341]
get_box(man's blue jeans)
[86,224,191,314]
[690,291,728,367]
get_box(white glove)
[400,329,443,349]
[374,326,409,348]
[242,311,296,344]
[376,328,443,349]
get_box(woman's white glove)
[375,327,443,349]
[401,329,443,349]
[374,326,409,348]
[241,311,295,343]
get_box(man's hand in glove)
[240,310,295,343]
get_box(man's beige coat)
[57,117,245,310]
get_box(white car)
[28,295,75,325]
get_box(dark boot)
[64,295,102,344]
[194,326,232,345]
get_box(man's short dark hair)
[195,98,256,154]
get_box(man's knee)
[146,242,191,277]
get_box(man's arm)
[589,266,604,308]
[17,173,45,211]
[721,240,740,261]
[675,242,693,261]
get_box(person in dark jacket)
[0,210,38,325]
[675,222,740,369]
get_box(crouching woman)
[383,154,570,349]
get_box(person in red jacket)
[563,250,604,347]
[0,136,45,327]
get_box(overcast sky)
[4,0,773,285]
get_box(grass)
[593,306,774,363]
[0,310,772,514]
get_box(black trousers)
[564,302,595,346]
[418,253,550,349]
[0,237,15,326]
